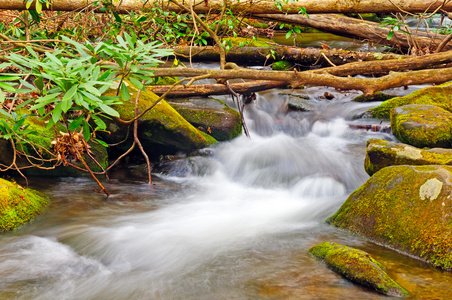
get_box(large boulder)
[390,105,452,148]
[0,178,48,232]
[365,138,452,175]
[168,98,242,141]
[369,83,452,119]
[103,85,216,158]
[328,165,452,271]
[309,242,408,297]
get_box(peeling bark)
[257,14,451,52]
[174,46,404,66]
[148,80,288,97]
[2,0,452,14]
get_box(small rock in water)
[323,92,335,100]
[308,242,408,297]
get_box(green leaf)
[120,83,130,101]
[94,138,109,147]
[82,120,91,141]
[68,115,84,130]
[35,0,42,14]
[129,77,144,90]
[52,103,62,124]
[113,11,122,23]
[387,31,394,40]
[0,82,15,92]
[98,103,119,117]
[0,91,4,103]
[92,115,107,130]
[285,30,293,39]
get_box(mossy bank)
[0,178,49,232]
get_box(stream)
[1,83,452,299]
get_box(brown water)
[1,86,451,299]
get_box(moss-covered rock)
[308,242,408,297]
[390,105,452,148]
[168,98,242,141]
[103,84,216,158]
[369,83,452,119]
[0,178,48,232]
[328,165,452,271]
[365,138,452,175]
[352,92,395,102]
[272,60,294,71]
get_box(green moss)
[328,165,452,271]
[272,60,294,71]
[0,178,49,232]
[364,138,452,175]
[242,18,269,29]
[369,83,452,119]
[171,105,242,141]
[308,242,408,297]
[352,92,395,102]
[390,105,452,148]
[150,76,179,86]
[108,83,217,152]
[223,37,275,47]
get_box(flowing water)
[1,86,452,299]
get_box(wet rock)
[391,105,452,148]
[102,84,217,158]
[365,138,452,175]
[308,242,408,297]
[328,165,452,271]
[352,92,395,102]
[0,178,49,232]
[168,98,242,141]
[369,83,452,119]
[287,94,315,112]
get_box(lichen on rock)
[364,138,452,175]
[0,178,49,232]
[308,242,408,297]
[328,165,452,271]
[390,105,452,148]
[369,83,452,119]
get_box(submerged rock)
[328,165,452,271]
[308,242,408,297]
[0,178,48,232]
[168,98,242,141]
[365,138,452,175]
[369,83,452,119]
[391,105,452,148]
[352,92,395,102]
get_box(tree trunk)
[3,0,452,14]
[174,46,404,66]
[257,14,451,52]
[149,80,288,97]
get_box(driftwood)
[257,13,452,52]
[2,0,452,14]
[174,46,404,66]
[149,80,288,97]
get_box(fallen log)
[257,13,451,52]
[174,46,404,66]
[148,80,288,97]
[151,63,452,96]
[3,0,452,14]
